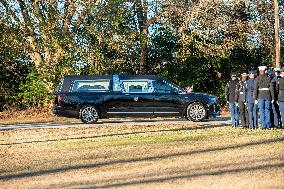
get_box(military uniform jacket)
[253,74,274,100]
[225,79,239,103]
[245,78,255,103]
[235,80,246,103]
[272,76,281,101]
[277,77,284,101]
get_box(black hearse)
[54,75,220,123]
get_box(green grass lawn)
[1,122,284,189]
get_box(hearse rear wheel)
[80,105,99,123]
[186,102,207,122]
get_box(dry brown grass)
[0,121,283,189]
[0,108,77,125]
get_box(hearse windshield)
[161,80,185,94]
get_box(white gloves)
[271,100,274,104]
[255,100,258,104]
[236,103,239,107]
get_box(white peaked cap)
[274,68,281,72]
[241,73,248,77]
[258,66,267,70]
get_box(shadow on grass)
[0,124,229,146]
[1,136,283,181]
[89,161,284,189]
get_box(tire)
[186,102,207,122]
[80,105,99,123]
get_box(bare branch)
[30,0,46,25]
[62,0,76,33]
[47,0,57,28]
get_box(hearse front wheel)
[186,102,207,122]
[80,105,99,123]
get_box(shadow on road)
[0,117,231,129]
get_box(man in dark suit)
[235,73,249,128]
[225,72,239,127]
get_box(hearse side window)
[71,80,110,92]
[153,81,172,93]
[121,80,151,93]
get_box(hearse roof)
[63,74,164,81]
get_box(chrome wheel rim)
[81,107,98,123]
[188,104,206,121]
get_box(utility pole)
[274,0,281,68]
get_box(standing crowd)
[225,66,284,129]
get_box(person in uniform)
[225,72,239,127]
[271,68,282,129]
[253,66,275,129]
[276,69,284,129]
[245,70,258,129]
[274,68,281,78]
[235,73,249,128]
[267,70,278,128]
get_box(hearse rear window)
[71,80,110,92]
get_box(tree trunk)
[136,0,148,74]
[274,0,281,68]
[140,27,148,74]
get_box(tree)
[1,0,87,67]
[0,23,31,110]
[130,0,162,74]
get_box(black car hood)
[180,92,217,98]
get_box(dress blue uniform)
[245,70,258,129]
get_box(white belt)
[240,92,244,94]
[259,88,269,91]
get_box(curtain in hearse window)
[121,80,151,93]
[71,80,110,92]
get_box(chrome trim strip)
[107,112,180,114]
[155,112,180,114]
[108,112,152,114]
[259,88,269,91]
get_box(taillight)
[55,93,66,104]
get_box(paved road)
[0,117,231,131]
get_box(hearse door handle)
[124,93,130,96]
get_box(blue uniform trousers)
[258,99,271,129]
[229,102,239,127]
[279,102,284,128]
[271,102,280,128]
[247,103,258,129]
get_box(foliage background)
[0,0,283,110]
